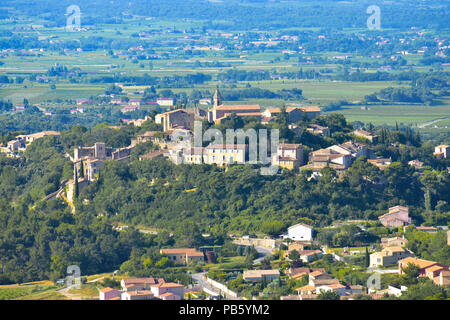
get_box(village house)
[306,148,353,172]
[433,145,449,159]
[416,226,438,233]
[272,143,303,171]
[136,131,163,144]
[121,290,155,300]
[203,144,246,166]
[286,267,326,280]
[309,276,340,288]
[286,267,310,280]
[304,141,371,173]
[434,270,450,287]
[298,250,324,263]
[2,131,60,154]
[99,288,122,300]
[283,223,314,242]
[399,257,447,277]
[16,131,60,145]
[159,248,204,265]
[155,109,194,132]
[352,129,378,143]
[243,270,280,282]
[288,241,308,251]
[182,147,205,164]
[150,282,184,300]
[381,237,408,248]
[306,124,330,137]
[408,159,425,172]
[121,105,140,113]
[295,285,316,295]
[316,283,347,296]
[367,158,392,170]
[328,141,370,159]
[127,115,152,127]
[261,106,321,123]
[369,246,414,267]
[128,99,142,106]
[139,150,167,161]
[121,277,165,292]
[76,98,92,105]
[378,205,412,227]
[308,270,334,283]
[157,97,175,107]
[101,277,184,300]
[70,107,84,114]
[399,257,450,286]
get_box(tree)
[365,247,370,268]
[288,250,300,263]
[317,290,340,300]
[74,169,79,199]
[401,263,421,285]
[79,161,85,179]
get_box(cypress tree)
[365,247,370,268]
[74,169,79,199]
[79,161,84,179]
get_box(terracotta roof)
[100,287,120,293]
[309,270,326,277]
[384,246,407,253]
[125,290,154,297]
[300,106,321,112]
[160,248,204,257]
[243,270,280,278]
[140,150,166,160]
[426,265,445,273]
[299,249,323,257]
[216,104,261,111]
[399,257,437,269]
[163,109,188,115]
[157,282,184,288]
[224,112,261,117]
[327,283,346,289]
[299,294,318,300]
[160,248,198,254]
[288,222,313,230]
[295,285,316,292]
[416,226,438,231]
[159,292,175,298]
[122,277,163,285]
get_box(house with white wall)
[284,223,314,241]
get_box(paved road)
[366,267,399,274]
[191,272,242,300]
[191,272,220,297]
[418,117,449,128]
[244,245,273,264]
